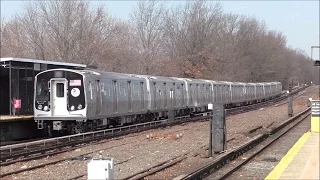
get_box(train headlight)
[77,104,82,110]
[43,106,48,111]
[71,106,75,111]
[38,105,43,110]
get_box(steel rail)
[216,108,310,179]
[173,108,310,180]
[0,115,205,163]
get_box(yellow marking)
[0,115,33,121]
[311,116,320,133]
[265,132,311,180]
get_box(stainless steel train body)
[34,69,282,134]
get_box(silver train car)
[34,69,282,134]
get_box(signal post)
[208,103,227,157]
[288,82,293,117]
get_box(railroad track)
[226,85,307,116]
[0,86,307,166]
[0,86,308,178]
[172,108,311,180]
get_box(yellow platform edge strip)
[311,117,320,133]
[265,132,311,180]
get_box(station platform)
[0,115,34,122]
[265,132,319,180]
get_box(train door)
[169,83,174,109]
[172,83,176,108]
[127,81,132,111]
[243,85,246,101]
[229,84,232,103]
[204,85,208,104]
[113,81,118,113]
[140,82,145,110]
[153,83,157,109]
[223,85,227,103]
[209,84,213,103]
[217,85,220,103]
[181,83,185,106]
[159,83,164,109]
[51,79,67,116]
[255,86,257,99]
[189,84,193,106]
[96,80,102,115]
[215,85,219,103]
[163,83,168,109]
[102,80,113,115]
[175,83,180,108]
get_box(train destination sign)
[311,100,320,117]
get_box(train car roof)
[0,57,86,68]
[146,75,186,83]
[183,78,212,84]
[80,69,146,81]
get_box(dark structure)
[0,58,86,116]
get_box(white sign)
[311,101,320,116]
[71,88,80,97]
[70,80,81,86]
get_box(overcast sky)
[1,0,319,59]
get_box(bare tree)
[9,1,119,65]
[163,1,223,78]
[17,3,47,59]
[130,0,166,74]
[1,0,317,85]
[0,18,28,57]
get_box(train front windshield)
[36,80,49,101]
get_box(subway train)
[34,69,282,134]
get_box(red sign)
[14,99,21,109]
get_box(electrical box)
[87,157,114,180]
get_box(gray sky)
[1,0,319,59]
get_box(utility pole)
[208,103,213,157]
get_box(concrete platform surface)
[265,132,319,180]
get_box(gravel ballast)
[1,86,318,180]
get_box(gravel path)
[1,86,318,180]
